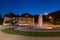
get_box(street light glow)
[45,12,48,15]
[49,16,52,19]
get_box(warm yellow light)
[49,16,52,19]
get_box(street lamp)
[45,12,48,23]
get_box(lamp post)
[45,12,48,23]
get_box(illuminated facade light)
[49,16,52,19]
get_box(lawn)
[2,28,60,37]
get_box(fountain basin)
[14,26,60,32]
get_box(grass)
[2,28,60,37]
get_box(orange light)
[49,16,52,19]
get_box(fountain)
[14,13,55,32]
[36,14,53,29]
[38,14,43,28]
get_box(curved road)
[0,27,60,40]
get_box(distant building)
[3,13,16,26]
[3,10,60,26]
[3,13,35,26]
[48,10,60,24]
[17,14,34,26]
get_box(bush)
[2,28,60,37]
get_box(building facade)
[3,13,35,26]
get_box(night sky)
[0,0,60,16]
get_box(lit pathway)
[0,26,60,40]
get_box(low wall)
[14,27,60,32]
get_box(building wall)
[3,16,35,26]
[3,17,16,26]
[17,17,34,25]
[3,17,10,26]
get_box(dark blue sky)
[0,0,60,16]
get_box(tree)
[0,15,3,25]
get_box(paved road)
[0,27,60,40]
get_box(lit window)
[13,18,15,19]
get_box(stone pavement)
[0,27,60,40]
